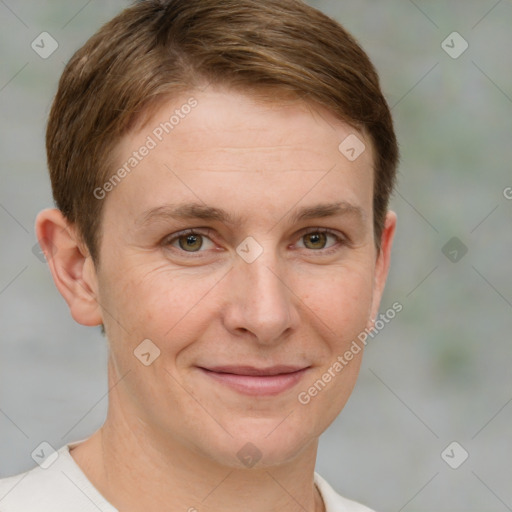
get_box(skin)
[36,87,396,512]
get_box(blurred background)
[0,1,511,510]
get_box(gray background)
[1,1,511,511]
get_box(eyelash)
[162,227,348,258]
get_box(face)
[89,87,395,467]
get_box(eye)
[296,228,346,253]
[162,227,347,258]
[163,229,216,254]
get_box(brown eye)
[297,228,346,255]
[303,232,328,250]
[164,229,215,255]
[178,233,203,252]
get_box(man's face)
[93,88,394,467]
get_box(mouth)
[197,365,310,396]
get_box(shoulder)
[0,442,115,512]
[314,472,377,512]
[0,466,63,512]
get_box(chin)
[199,416,319,469]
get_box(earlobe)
[369,210,397,321]
[35,208,103,327]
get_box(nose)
[222,246,300,345]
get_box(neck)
[70,396,325,512]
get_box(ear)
[35,208,103,326]
[369,210,397,322]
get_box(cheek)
[100,252,376,344]
[99,263,222,348]
[295,272,372,429]
[300,263,375,340]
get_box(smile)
[198,365,310,396]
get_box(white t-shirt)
[0,440,376,512]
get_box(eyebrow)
[137,201,365,229]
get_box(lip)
[198,365,310,396]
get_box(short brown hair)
[46,0,398,263]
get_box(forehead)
[106,87,374,222]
